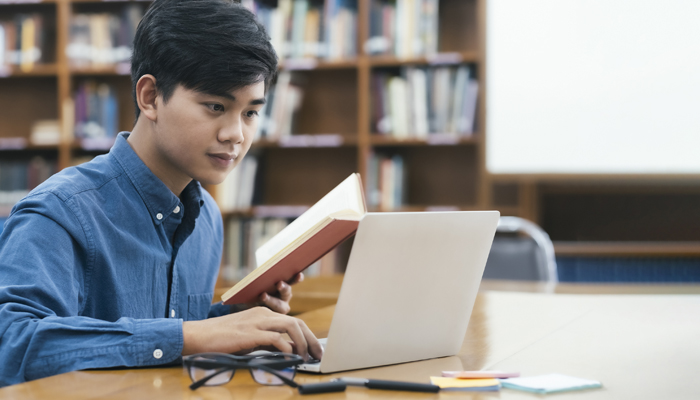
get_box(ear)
[135,74,158,122]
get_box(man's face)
[151,81,265,187]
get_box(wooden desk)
[285,275,700,314]
[3,284,700,399]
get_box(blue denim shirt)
[0,132,230,386]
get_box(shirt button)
[153,349,163,359]
[170,309,175,318]
[173,206,181,214]
[156,213,163,220]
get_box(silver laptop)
[297,211,500,373]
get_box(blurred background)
[1,0,698,284]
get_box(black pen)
[333,377,441,393]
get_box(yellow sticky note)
[430,377,500,389]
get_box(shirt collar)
[110,132,203,226]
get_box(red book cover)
[222,218,360,305]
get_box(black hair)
[130,0,278,121]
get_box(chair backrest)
[482,216,558,283]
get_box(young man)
[0,0,322,386]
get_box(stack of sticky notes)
[430,376,500,391]
[431,371,518,391]
[499,373,602,394]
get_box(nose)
[218,116,244,144]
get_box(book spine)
[67,6,144,66]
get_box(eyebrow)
[216,92,266,105]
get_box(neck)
[127,117,191,197]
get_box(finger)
[264,316,309,361]
[253,343,295,354]
[297,319,323,360]
[260,292,291,315]
[287,272,304,285]
[262,331,294,354]
[276,281,292,302]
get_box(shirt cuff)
[133,318,183,366]
[208,301,236,318]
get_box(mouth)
[208,152,237,168]
[208,152,236,161]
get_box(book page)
[255,173,364,267]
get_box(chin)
[195,172,229,186]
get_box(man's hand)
[182,305,322,361]
[258,272,304,314]
[234,272,304,315]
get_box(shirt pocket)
[187,292,214,320]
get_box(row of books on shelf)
[254,71,303,141]
[372,65,479,138]
[366,153,405,210]
[0,157,56,207]
[215,152,407,214]
[242,0,357,61]
[366,0,439,58]
[1,0,456,71]
[67,5,143,67]
[74,80,119,140]
[0,14,46,71]
[1,79,120,146]
[221,216,343,282]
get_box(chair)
[482,216,558,283]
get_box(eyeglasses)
[183,352,303,390]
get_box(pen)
[297,381,347,395]
[333,377,441,393]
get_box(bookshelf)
[2,0,697,286]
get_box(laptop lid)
[315,211,499,373]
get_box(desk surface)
[3,282,700,399]
[284,275,700,314]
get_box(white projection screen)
[485,0,700,175]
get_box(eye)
[207,103,225,112]
[246,110,259,118]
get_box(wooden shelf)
[368,51,479,67]
[279,58,359,71]
[70,64,131,76]
[554,241,700,257]
[0,64,58,77]
[0,144,60,151]
[370,134,479,147]
[71,137,116,151]
[0,137,51,150]
[253,135,357,148]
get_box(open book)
[222,173,366,305]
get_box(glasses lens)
[188,356,235,386]
[250,367,295,386]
